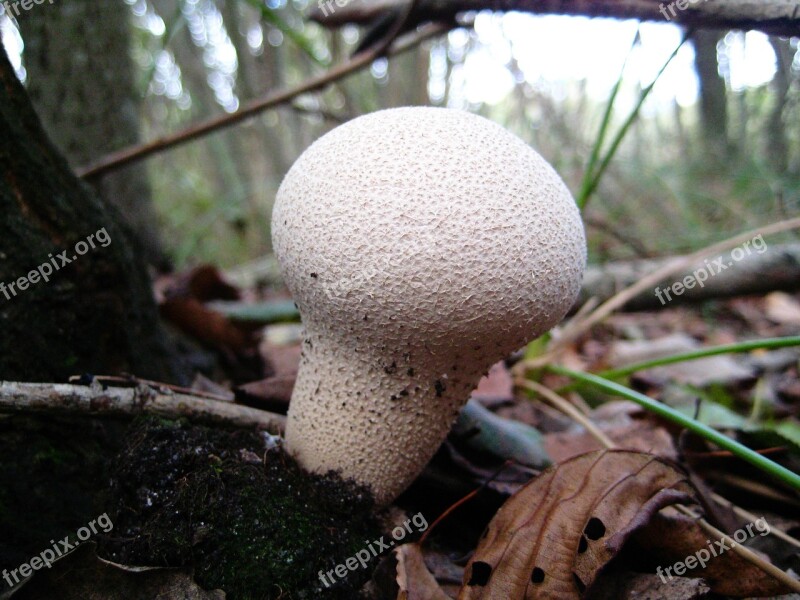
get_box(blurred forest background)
[2,0,798,270]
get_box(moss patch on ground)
[99,417,381,599]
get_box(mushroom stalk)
[272,107,586,505]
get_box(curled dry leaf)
[458,449,698,599]
[395,544,453,600]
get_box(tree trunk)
[310,0,800,36]
[0,43,178,383]
[19,1,168,269]
[766,36,794,175]
[693,30,729,161]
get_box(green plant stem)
[599,336,800,379]
[547,365,800,492]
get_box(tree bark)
[693,30,729,160]
[310,0,800,37]
[0,43,178,383]
[19,1,167,269]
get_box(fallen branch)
[0,381,286,434]
[579,241,800,311]
[310,0,800,37]
[557,217,800,349]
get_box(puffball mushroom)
[272,106,586,506]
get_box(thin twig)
[418,460,513,546]
[675,505,800,593]
[67,374,235,403]
[710,492,800,549]
[77,21,447,180]
[371,0,422,58]
[0,381,285,433]
[517,379,615,448]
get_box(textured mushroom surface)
[272,106,586,505]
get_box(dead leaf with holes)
[458,449,699,599]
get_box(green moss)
[100,417,381,599]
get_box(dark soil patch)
[0,415,122,575]
[99,417,380,599]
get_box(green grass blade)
[547,365,800,491]
[599,336,800,379]
[578,30,693,210]
[577,30,639,208]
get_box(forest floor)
[1,265,799,599]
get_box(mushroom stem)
[287,334,485,506]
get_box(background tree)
[0,44,178,383]
[19,0,167,269]
[693,30,729,160]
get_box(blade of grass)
[577,30,639,208]
[599,336,800,379]
[578,29,693,210]
[547,365,800,492]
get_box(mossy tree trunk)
[0,43,177,383]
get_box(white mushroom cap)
[272,107,585,505]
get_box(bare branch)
[0,381,286,433]
[310,0,800,37]
[77,22,448,180]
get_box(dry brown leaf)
[160,297,258,353]
[458,449,698,599]
[543,401,677,463]
[235,375,295,410]
[765,291,800,326]
[395,544,453,600]
[472,361,514,406]
[631,512,791,597]
[590,571,711,599]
